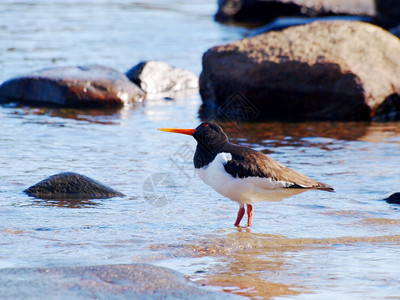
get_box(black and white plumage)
[159,122,333,227]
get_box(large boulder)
[24,172,125,200]
[199,21,400,121]
[125,61,198,94]
[215,0,374,23]
[0,65,145,108]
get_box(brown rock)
[0,65,145,108]
[215,0,374,23]
[199,21,400,121]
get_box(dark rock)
[126,61,198,94]
[199,21,400,121]
[247,15,375,37]
[385,193,400,204]
[0,264,241,299]
[375,0,400,28]
[373,94,400,121]
[24,172,125,200]
[216,0,301,23]
[0,65,145,108]
[215,0,374,23]
[390,24,400,38]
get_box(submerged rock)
[200,21,400,121]
[385,193,400,205]
[24,172,125,199]
[0,264,240,299]
[126,61,198,94]
[0,65,145,108]
[215,0,374,23]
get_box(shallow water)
[1,1,400,299]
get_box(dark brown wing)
[222,143,334,191]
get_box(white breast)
[196,152,306,204]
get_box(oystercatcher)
[159,122,333,227]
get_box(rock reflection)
[4,103,142,125]
[207,121,400,150]
[30,196,100,208]
[219,121,369,144]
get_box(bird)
[158,122,333,227]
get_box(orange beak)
[158,127,196,136]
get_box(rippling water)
[1,1,400,299]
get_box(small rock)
[199,21,400,121]
[126,61,198,94]
[215,0,375,23]
[0,65,145,108]
[24,172,125,199]
[385,193,400,204]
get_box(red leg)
[247,204,253,227]
[234,204,245,227]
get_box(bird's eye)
[204,123,209,127]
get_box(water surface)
[1,1,400,299]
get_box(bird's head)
[158,122,228,152]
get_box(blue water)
[1,1,400,299]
